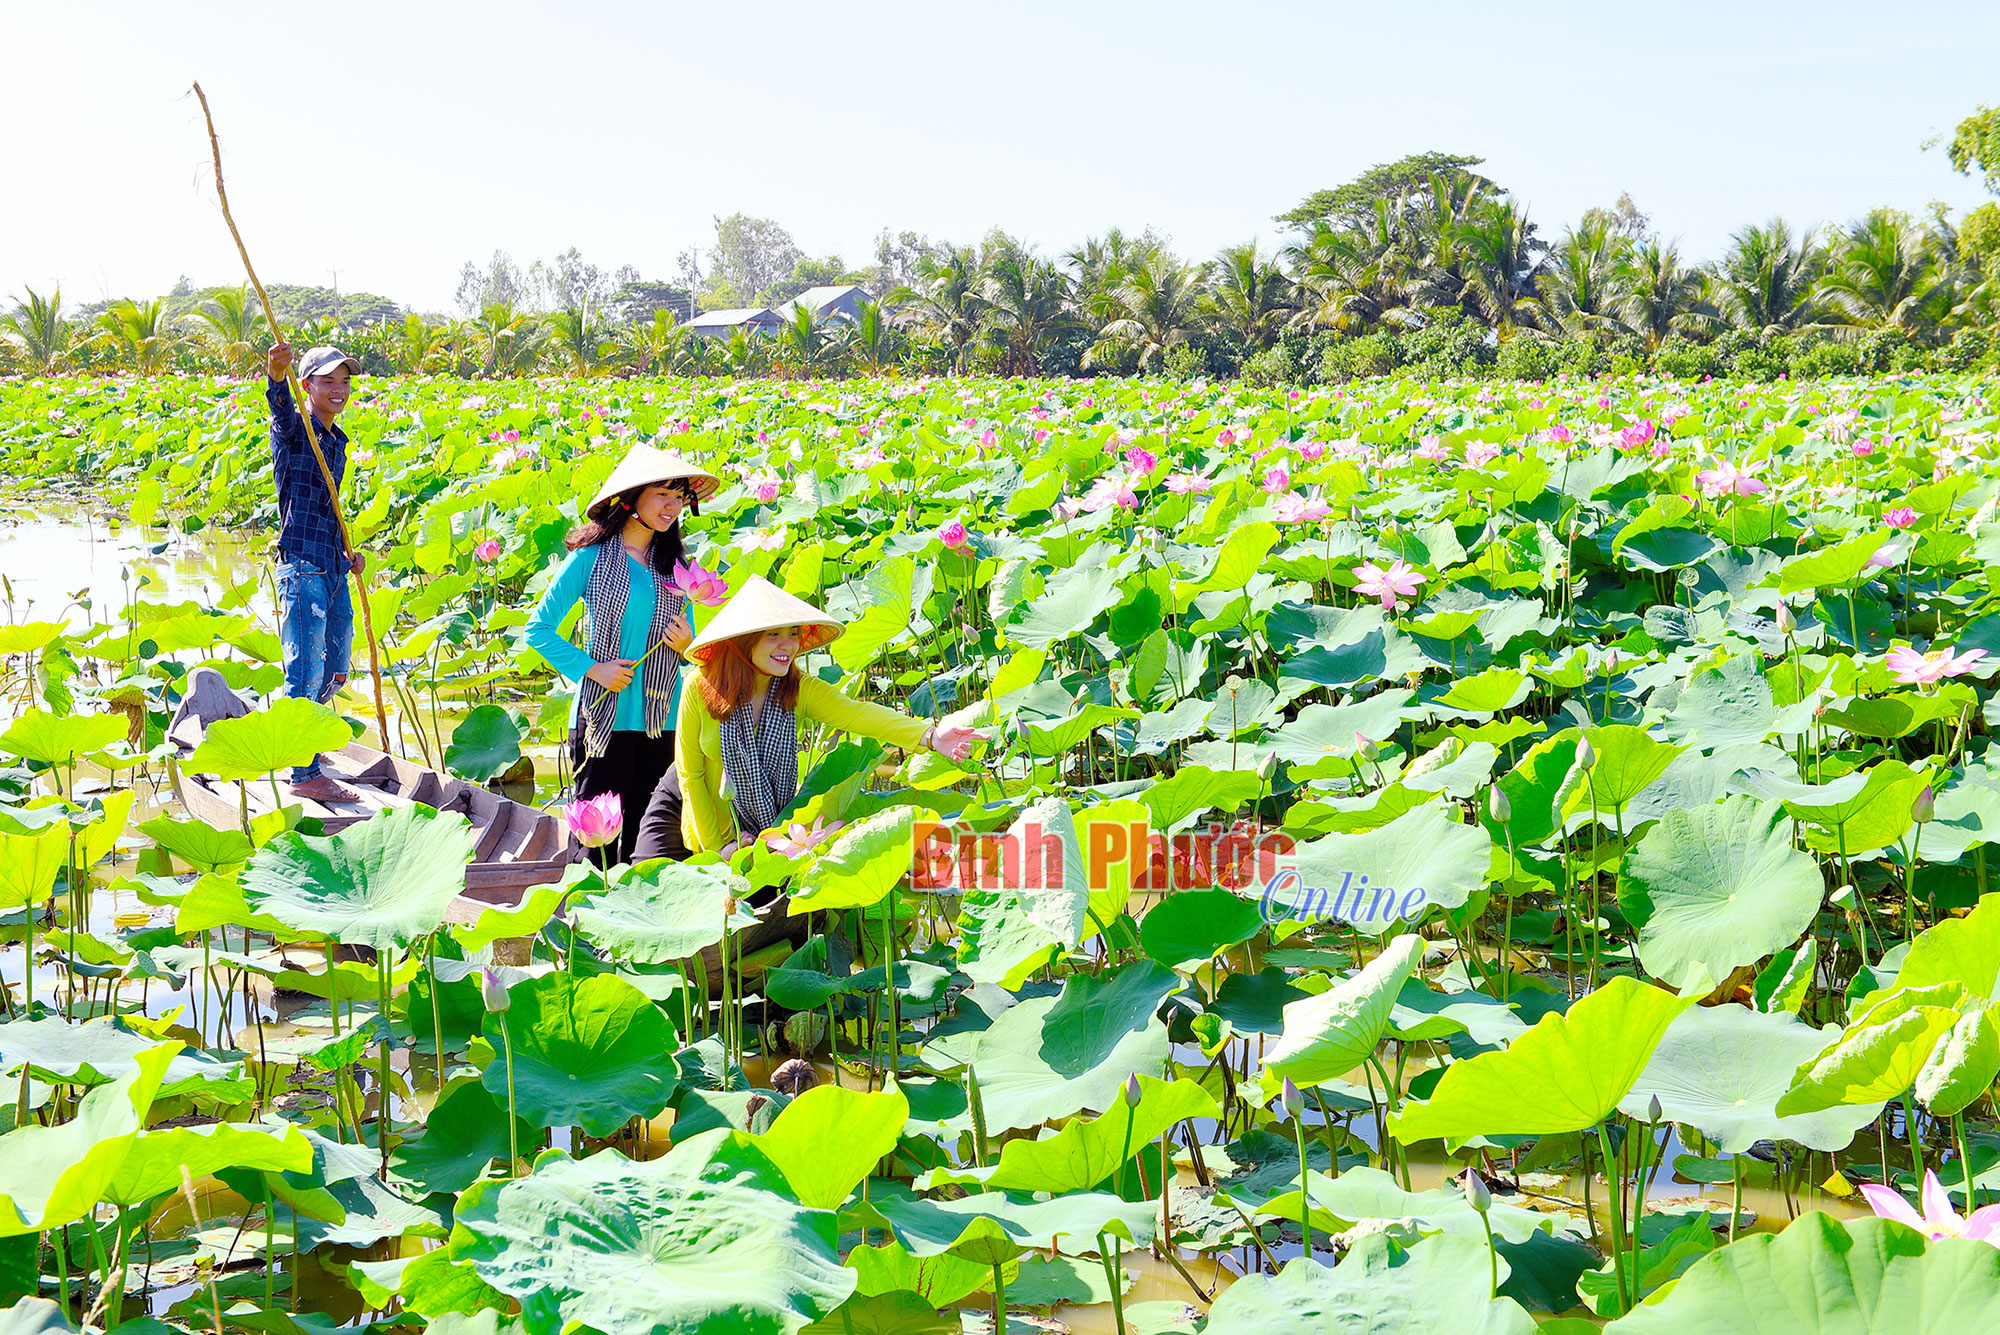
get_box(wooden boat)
[166,667,581,926]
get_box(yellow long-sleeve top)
[675,670,930,855]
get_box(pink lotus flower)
[561,792,623,850]
[1300,440,1327,463]
[1414,437,1448,461]
[672,560,729,608]
[1885,507,1918,530]
[845,446,886,467]
[1052,499,1083,522]
[1619,419,1658,451]
[1217,427,1237,447]
[980,428,998,450]
[1353,559,1426,612]
[1273,490,1332,524]
[1033,428,1050,443]
[1867,542,1904,570]
[1887,644,1990,686]
[749,471,783,503]
[1082,474,1139,512]
[1546,424,1573,444]
[1262,466,1291,494]
[1464,442,1501,468]
[499,429,522,444]
[1124,445,1159,473]
[1853,440,1876,457]
[763,815,846,859]
[1696,458,1770,497]
[1861,1171,2000,1244]
[474,539,502,563]
[1165,471,1212,496]
[937,518,972,552]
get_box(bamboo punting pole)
[192,82,394,756]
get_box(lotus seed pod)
[1281,1077,1305,1118]
[771,1058,819,1097]
[1124,1073,1144,1108]
[1460,1167,1492,1214]
[1914,785,1936,824]
[480,966,510,1013]
[1488,786,1511,822]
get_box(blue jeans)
[276,556,353,781]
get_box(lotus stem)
[1098,1231,1127,1335]
[1291,1115,1312,1255]
[378,954,394,1179]
[990,1258,1007,1332]
[500,1020,520,1178]
[1594,1122,1630,1313]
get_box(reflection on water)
[0,503,268,626]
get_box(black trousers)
[569,728,673,866]
[631,764,694,863]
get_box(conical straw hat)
[586,444,722,516]
[686,575,844,665]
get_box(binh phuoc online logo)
[907,816,1427,927]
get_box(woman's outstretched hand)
[929,722,987,763]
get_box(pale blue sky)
[5,0,1996,313]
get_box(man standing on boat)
[265,341,364,803]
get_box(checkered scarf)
[718,678,798,844]
[576,540,684,758]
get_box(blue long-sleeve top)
[266,378,348,573]
[524,546,684,733]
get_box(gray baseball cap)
[298,346,361,379]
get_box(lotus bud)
[1776,602,1796,636]
[1575,734,1596,768]
[1256,750,1281,782]
[1124,1074,1144,1108]
[1913,785,1936,824]
[480,966,510,1013]
[1459,1167,1492,1214]
[1604,648,1621,676]
[1647,1094,1664,1124]
[1354,732,1380,762]
[1488,786,1511,823]
[1280,1076,1305,1118]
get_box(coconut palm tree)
[1066,228,1164,325]
[1715,219,1827,333]
[888,247,984,374]
[846,297,901,374]
[94,298,175,373]
[183,286,267,374]
[1618,240,1715,349]
[614,310,686,376]
[775,302,842,378]
[467,302,542,377]
[980,249,1077,375]
[1090,252,1210,370]
[1537,217,1632,340]
[1816,209,1955,337]
[1204,243,1294,348]
[0,287,73,374]
[546,295,614,377]
[1455,200,1548,338]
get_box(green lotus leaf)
[963,959,1179,1134]
[450,882,568,953]
[1435,666,1533,714]
[1266,692,1414,780]
[1569,725,1686,814]
[444,704,523,783]
[1777,529,1895,595]
[1617,794,1825,994]
[0,1016,244,1097]
[390,1077,536,1196]
[1261,934,1424,1093]
[0,826,64,912]
[174,867,301,937]
[954,796,1090,986]
[1755,940,1819,1014]
[1914,1001,2000,1117]
[753,1083,909,1209]
[1203,1235,1534,1335]
[1786,758,1931,858]
[186,697,353,781]
[1140,887,1265,971]
[481,970,681,1137]
[1139,765,1262,833]
[1391,976,1695,1142]
[830,556,926,670]
[1662,653,1780,749]
[0,1042,176,1236]
[844,1241,1008,1308]
[573,858,732,964]
[1604,1213,2000,1334]
[860,1184,1156,1268]
[1258,1165,1575,1245]
[103,1120,311,1208]
[451,1131,855,1335]
[1483,731,1584,851]
[1619,1004,1882,1153]
[791,806,915,914]
[0,709,127,766]
[1776,984,1965,1115]
[1386,979,1529,1046]
[138,814,255,873]
[1287,802,1492,935]
[1891,893,2000,998]
[351,1246,510,1319]
[242,804,476,952]
[926,1075,1218,1194]
[803,1291,957,1335]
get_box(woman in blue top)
[525,444,720,863]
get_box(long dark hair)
[563,482,693,577]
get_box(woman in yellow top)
[630,575,983,860]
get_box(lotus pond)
[2,369,2000,1333]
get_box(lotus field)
[7,368,2000,1333]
